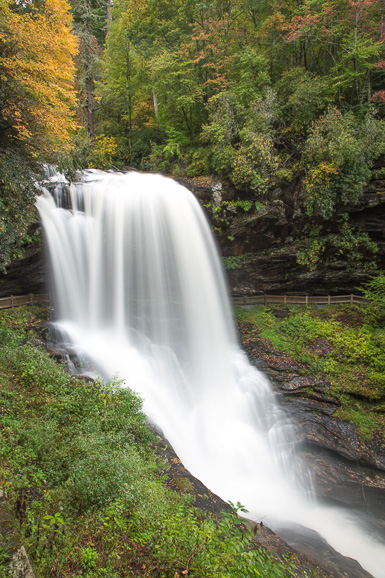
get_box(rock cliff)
[179,173,385,295]
[1,172,385,298]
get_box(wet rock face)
[0,242,46,299]
[193,176,385,296]
[2,174,385,299]
[239,321,385,493]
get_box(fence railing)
[0,293,370,312]
[232,294,369,306]
[0,294,50,310]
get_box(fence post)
[284,295,287,304]
[11,295,14,308]
[305,295,308,306]
[351,294,354,304]
[264,294,266,306]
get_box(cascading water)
[37,170,385,577]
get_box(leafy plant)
[88,134,118,169]
[0,306,294,577]
[222,254,253,270]
[231,130,278,194]
[303,107,385,219]
[0,149,40,272]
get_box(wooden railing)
[232,294,369,306]
[0,293,370,312]
[0,294,50,310]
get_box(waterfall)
[37,170,385,577]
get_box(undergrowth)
[236,303,385,441]
[0,306,295,577]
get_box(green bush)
[303,107,385,218]
[231,130,277,194]
[236,303,385,439]
[0,307,293,577]
[131,125,166,169]
[0,149,40,272]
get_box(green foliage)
[79,546,98,569]
[201,92,238,176]
[359,274,385,327]
[81,0,385,226]
[0,306,293,577]
[297,234,326,271]
[131,125,166,169]
[277,68,330,138]
[297,219,378,272]
[304,107,385,218]
[222,254,253,270]
[230,49,271,109]
[360,274,385,307]
[231,130,278,194]
[236,303,385,439]
[0,149,40,272]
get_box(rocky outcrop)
[0,489,35,578]
[222,186,385,295]
[224,248,371,296]
[240,321,385,476]
[2,173,385,299]
[0,241,46,298]
[180,174,385,296]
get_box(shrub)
[88,134,118,169]
[231,130,277,194]
[303,107,385,218]
[0,149,40,272]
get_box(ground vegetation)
[236,292,385,443]
[0,305,295,577]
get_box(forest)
[2,2,385,577]
[2,0,385,274]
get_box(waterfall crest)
[37,170,385,577]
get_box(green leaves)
[303,107,385,218]
[0,305,295,577]
[0,148,40,273]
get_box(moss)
[170,477,196,496]
[236,303,385,441]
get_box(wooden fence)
[0,294,50,310]
[0,293,370,311]
[232,294,369,306]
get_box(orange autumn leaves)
[0,0,78,155]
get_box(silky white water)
[37,170,385,577]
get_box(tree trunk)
[106,0,112,32]
[125,43,132,162]
[85,71,95,141]
[153,91,159,122]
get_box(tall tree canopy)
[0,0,78,156]
[0,0,78,271]
[90,0,385,187]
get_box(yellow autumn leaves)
[0,0,78,156]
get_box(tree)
[303,106,385,218]
[0,0,78,271]
[71,0,109,141]
[0,0,78,156]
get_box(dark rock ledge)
[247,335,385,474]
